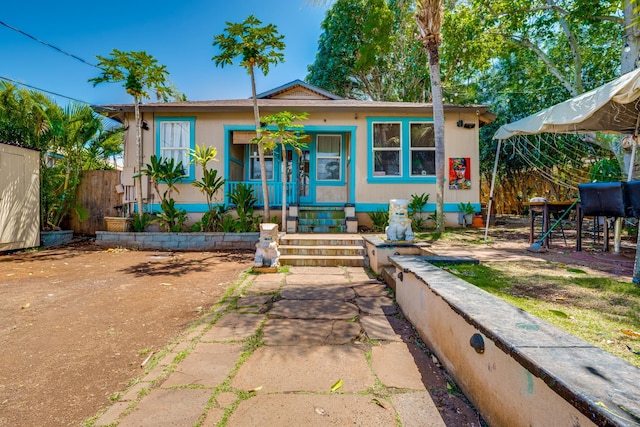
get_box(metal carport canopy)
[487,68,640,284]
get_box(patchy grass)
[441,261,640,367]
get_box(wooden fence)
[68,170,122,235]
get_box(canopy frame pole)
[630,112,640,283]
[484,139,502,242]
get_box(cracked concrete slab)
[356,296,399,315]
[392,391,447,427]
[161,342,242,388]
[262,318,361,345]
[360,315,404,341]
[200,313,264,341]
[280,285,355,300]
[284,274,351,286]
[371,342,428,390]
[270,299,359,319]
[236,294,272,307]
[352,282,390,297]
[288,266,347,275]
[116,388,212,427]
[231,345,374,393]
[227,393,398,427]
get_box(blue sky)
[1,0,329,107]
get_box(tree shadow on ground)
[117,250,253,278]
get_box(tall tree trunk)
[427,41,445,234]
[416,0,445,234]
[623,0,640,74]
[249,65,270,221]
[134,97,144,216]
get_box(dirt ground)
[0,219,635,427]
[430,216,637,280]
[0,241,253,426]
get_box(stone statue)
[386,199,414,242]
[254,223,280,268]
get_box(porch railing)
[225,181,298,208]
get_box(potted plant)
[457,202,475,226]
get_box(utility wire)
[0,20,101,70]
[0,75,90,105]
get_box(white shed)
[0,141,40,251]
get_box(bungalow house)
[97,80,494,231]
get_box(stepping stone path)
[94,266,464,427]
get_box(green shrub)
[368,208,389,232]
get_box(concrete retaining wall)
[362,235,430,274]
[389,255,640,427]
[40,230,73,248]
[95,232,259,251]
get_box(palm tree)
[259,111,308,231]
[89,49,174,216]
[415,0,445,235]
[212,15,286,221]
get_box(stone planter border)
[40,230,74,248]
[95,231,259,251]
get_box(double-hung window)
[410,122,435,176]
[157,117,195,179]
[249,144,274,180]
[316,135,342,181]
[372,122,401,176]
[369,118,435,181]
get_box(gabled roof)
[256,79,343,100]
[95,80,495,125]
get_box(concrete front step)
[297,225,346,233]
[279,234,366,267]
[279,245,366,256]
[280,234,364,246]
[278,254,365,267]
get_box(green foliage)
[368,208,389,232]
[258,112,309,152]
[457,202,475,215]
[589,158,622,182]
[212,15,285,75]
[408,193,430,231]
[212,15,285,220]
[0,82,124,230]
[138,155,186,232]
[189,144,226,231]
[90,49,175,216]
[157,199,188,232]
[308,0,425,101]
[131,212,153,232]
[89,49,174,101]
[190,206,228,232]
[139,155,186,202]
[220,213,237,232]
[229,183,261,232]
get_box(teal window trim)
[155,116,196,183]
[356,202,473,213]
[224,125,256,183]
[246,143,276,182]
[229,157,243,167]
[222,125,356,198]
[314,133,346,187]
[367,117,435,184]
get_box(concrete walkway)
[94,267,450,427]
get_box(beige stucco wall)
[121,108,482,225]
[393,261,598,427]
[0,143,40,251]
